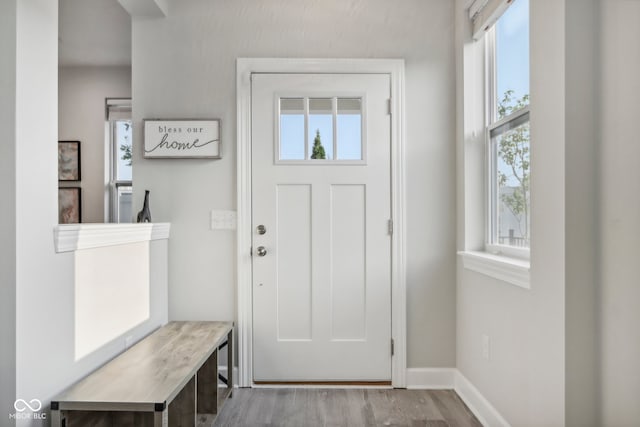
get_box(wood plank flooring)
[212,389,482,427]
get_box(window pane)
[116,120,132,181]
[495,0,529,120]
[492,118,530,248]
[336,98,362,160]
[117,185,133,223]
[280,98,305,160]
[308,98,333,160]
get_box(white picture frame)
[143,119,221,159]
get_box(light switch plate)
[211,210,237,230]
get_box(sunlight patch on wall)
[75,241,150,360]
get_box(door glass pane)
[336,98,362,160]
[308,98,333,160]
[280,98,305,160]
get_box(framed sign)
[143,119,221,159]
[58,141,81,181]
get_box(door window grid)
[277,96,364,163]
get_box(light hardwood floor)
[212,388,482,427]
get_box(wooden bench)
[51,321,233,427]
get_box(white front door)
[251,73,392,382]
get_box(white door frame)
[236,58,407,388]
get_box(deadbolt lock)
[256,225,267,235]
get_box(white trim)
[236,58,407,388]
[485,243,529,260]
[405,368,457,390]
[251,384,392,390]
[117,0,168,19]
[54,223,171,253]
[389,59,408,389]
[470,0,513,41]
[405,368,511,427]
[487,105,530,134]
[242,366,514,405]
[454,371,511,427]
[469,0,489,20]
[458,251,530,289]
[236,59,254,388]
[218,366,240,387]
[220,365,512,427]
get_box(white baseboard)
[454,371,511,427]
[218,366,240,387]
[224,365,508,427]
[406,368,456,389]
[250,383,392,389]
[405,368,510,427]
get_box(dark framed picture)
[58,140,81,181]
[58,187,82,224]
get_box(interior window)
[106,98,133,223]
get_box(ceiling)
[59,0,132,66]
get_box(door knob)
[256,225,267,235]
[256,246,267,257]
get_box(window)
[485,0,530,257]
[278,97,364,162]
[106,98,133,223]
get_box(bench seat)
[51,321,233,427]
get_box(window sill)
[457,250,530,289]
[54,223,171,253]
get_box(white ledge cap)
[54,223,171,253]
[458,250,530,289]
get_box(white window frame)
[483,25,531,261]
[458,2,531,289]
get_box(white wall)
[456,0,566,425]
[14,2,77,424]
[458,0,640,425]
[75,242,151,360]
[0,0,17,424]
[599,0,640,425]
[565,0,600,425]
[8,3,167,426]
[58,66,132,223]
[132,0,457,368]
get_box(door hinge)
[387,98,392,115]
[391,338,395,356]
[388,219,393,235]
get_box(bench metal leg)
[227,329,233,397]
